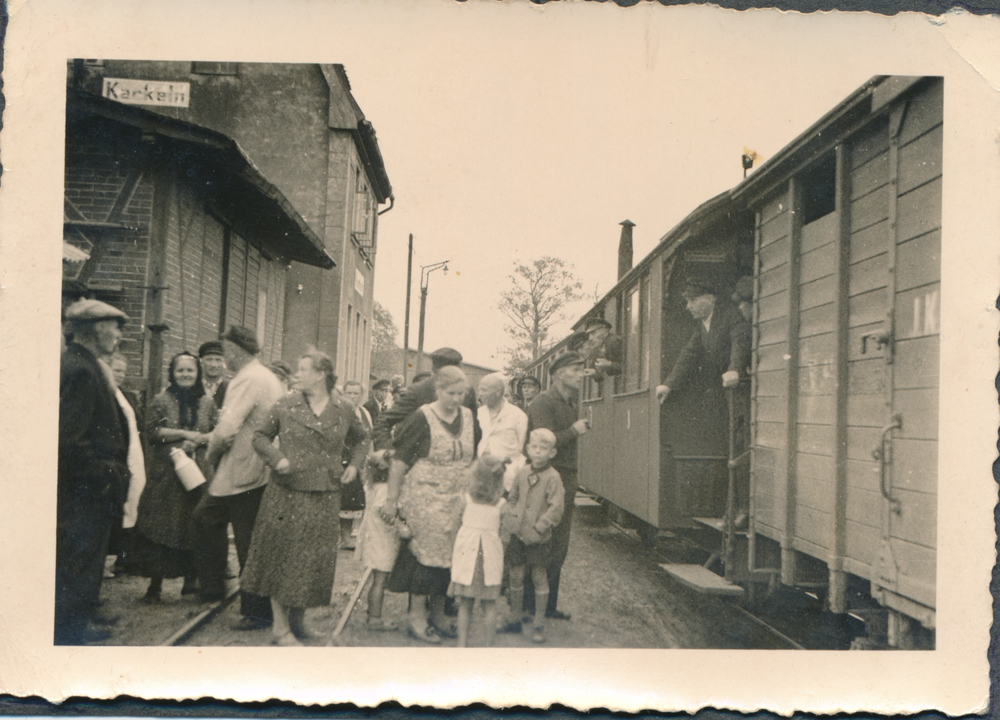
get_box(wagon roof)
[570,75,926,333]
[66,87,336,270]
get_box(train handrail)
[873,414,903,514]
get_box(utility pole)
[402,233,413,382]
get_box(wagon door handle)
[872,414,903,513]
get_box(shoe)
[142,590,161,605]
[103,568,115,579]
[406,624,443,644]
[545,609,571,621]
[233,616,272,631]
[429,621,457,639]
[531,626,545,644]
[273,632,303,647]
[180,578,200,595]
[290,625,326,641]
[366,617,399,632]
[498,621,523,634]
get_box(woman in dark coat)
[134,351,218,602]
[242,349,367,646]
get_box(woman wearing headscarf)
[242,349,367,646]
[133,351,218,603]
[381,365,476,643]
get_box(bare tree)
[498,256,585,366]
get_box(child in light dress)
[447,455,507,647]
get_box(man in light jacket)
[195,326,284,629]
[476,373,528,491]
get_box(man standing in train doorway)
[656,279,752,524]
[525,351,590,620]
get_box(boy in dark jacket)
[500,428,565,643]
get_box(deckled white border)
[0,0,995,713]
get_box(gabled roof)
[66,87,336,269]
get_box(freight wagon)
[528,76,941,648]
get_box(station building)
[65,60,393,394]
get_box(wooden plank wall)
[793,210,839,556]
[752,188,791,537]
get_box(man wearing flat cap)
[573,317,624,384]
[56,299,131,644]
[523,350,590,621]
[198,341,229,409]
[364,378,391,424]
[196,326,284,629]
[370,347,481,462]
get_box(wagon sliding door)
[845,80,940,631]
[751,78,940,632]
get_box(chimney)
[618,220,635,280]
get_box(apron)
[398,405,475,568]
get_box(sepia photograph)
[1,0,996,713]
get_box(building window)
[353,166,373,246]
[621,278,646,393]
[191,62,238,76]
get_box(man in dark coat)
[57,299,131,644]
[656,281,751,405]
[574,317,624,383]
[198,340,229,409]
[363,378,391,424]
[523,351,590,621]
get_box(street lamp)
[416,260,449,374]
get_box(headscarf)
[166,351,207,430]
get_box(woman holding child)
[381,365,475,643]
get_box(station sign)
[102,78,190,107]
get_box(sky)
[328,5,917,369]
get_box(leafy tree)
[498,256,585,369]
[370,301,402,379]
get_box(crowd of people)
[56,274,751,646]
[55,299,603,647]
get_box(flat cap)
[64,298,128,324]
[429,347,463,368]
[371,378,391,391]
[680,280,717,299]
[198,340,225,358]
[221,325,260,356]
[585,317,612,331]
[548,351,584,376]
[519,375,541,389]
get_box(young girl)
[447,455,507,647]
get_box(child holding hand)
[500,428,565,643]
[448,455,507,647]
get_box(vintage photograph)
[58,60,940,651]
[1,1,995,712]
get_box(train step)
[574,493,602,507]
[693,516,748,535]
[658,563,745,597]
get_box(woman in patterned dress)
[242,349,367,646]
[381,366,475,643]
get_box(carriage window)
[623,284,643,392]
[801,151,836,224]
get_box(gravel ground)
[93,501,795,648]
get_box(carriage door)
[846,81,940,627]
